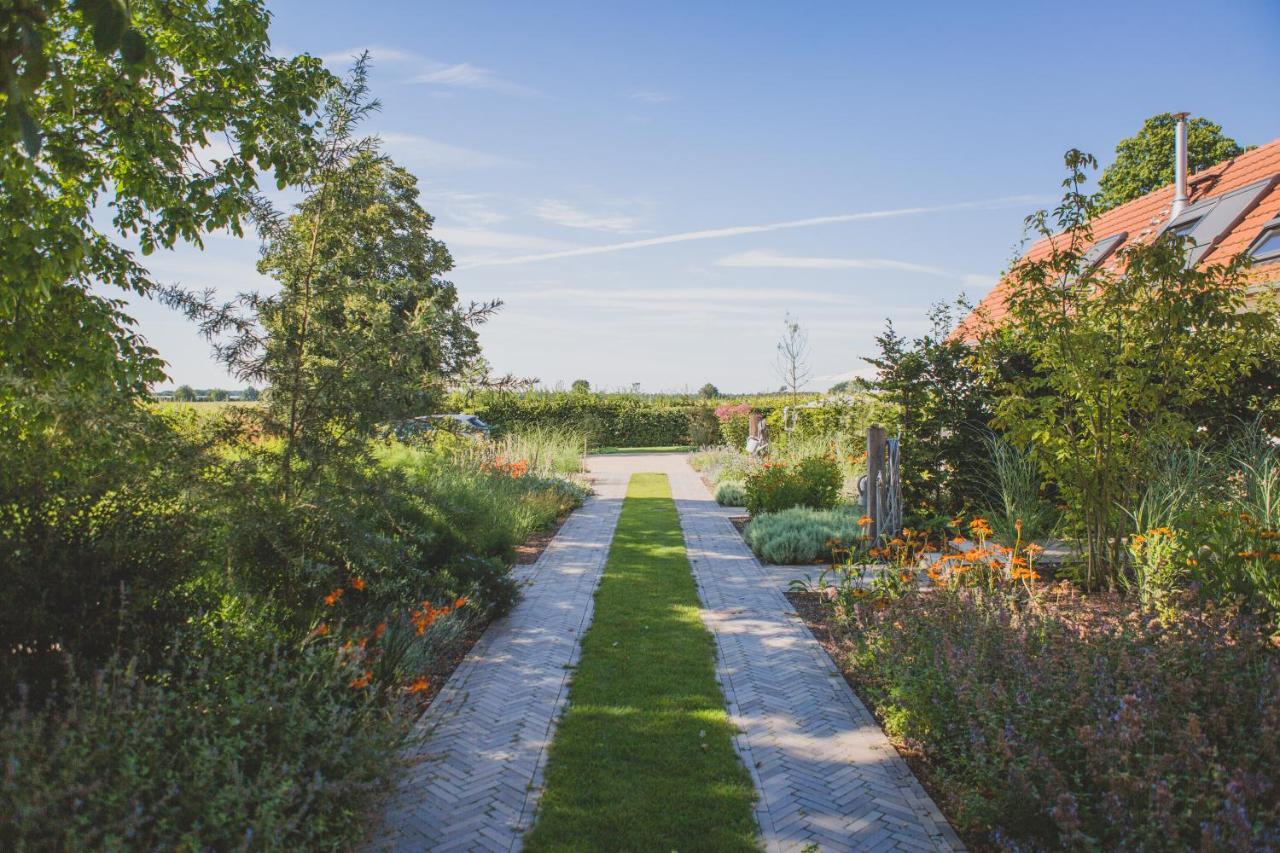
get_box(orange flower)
[857,516,872,526]
[349,670,373,689]
[324,587,345,606]
[407,677,431,694]
[373,622,387,640]
[310,623,330,638]
[350,577,366,591]
[453,596,469,610]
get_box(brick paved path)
[371,453,961,852]
[366,465,628,852]
[591,454,963,853]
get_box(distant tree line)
[160,385,260,402]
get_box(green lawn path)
[524,473,759,851]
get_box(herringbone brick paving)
[591,454,963,852]
[366,465,628,852]
[370,453,961,852]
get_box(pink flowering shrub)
[840,589,1280,849]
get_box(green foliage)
[842,589,1280,848]
[698,383,719,398]
[982,149,1274,587]
[173,384,195,402]
[686,404,721,447]
[979,434,1057,546]
[570,379,590,393]
[474,426,586,476]
[714,480,746,507]
[1096,113,1245,212]
[719,412,751,450]
[689,447,758,486]
[0,615,472,851]
[1,1,330,402]
[460,390,694,448]
[743,506,864,564]
[864,300,992,523]
[167,60,493,507]
[1126,431,1280,628]
[744,457,841,515]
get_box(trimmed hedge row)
[450,391,890,451]
[464,394,696,448]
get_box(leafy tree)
[571,379,590,393]
[982,150,1272,588]
[699,383,719,399]
[775,313,811,405]
[1095,113,1244,211]
[863,299,992,525]
[1,0,330,404]
[242,386,260,402]
[168,58,496,505]
[172,384,196,402]
[207,388,228,402]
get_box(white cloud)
[717,249,955,277]
[380,132,518,170]
[320,45,537,96]
[532,200,644,233]
[408,62,538,96]
[520,286,861,306]
[428,191,510,228]
[458,194,1046,268]
[630,90,674,103]
[434,227,575,253]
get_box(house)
[959,118,1280,338]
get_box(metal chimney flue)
[1171,112,1190,219]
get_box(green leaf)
[120,28,146,65]
[18,105,42,157]
[92,0,128,55]
[19,28,50,94]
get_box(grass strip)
[524,472,758,851]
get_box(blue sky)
[139,0,1280,393]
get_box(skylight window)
[1162,175,1279,265]
[1249,219,1280,262]
[1167,218,1201,240]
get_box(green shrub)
[0,604,472,851]
[687,405,721,447]
[744,456,841,515]
[719,413,750,450]
[486,427,587,476]
[714,481,746,507]
[844,588,1280,848]
[742,506,863,564]
[460,391,692,448]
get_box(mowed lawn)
[524,473,758,851]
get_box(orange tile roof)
[958,137,1280,339]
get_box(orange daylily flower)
[349,670,373,689]
[350,577,366,591]
[324,588,344,606]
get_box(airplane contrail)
[456,194,1045,269]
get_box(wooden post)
[866,424,886,542]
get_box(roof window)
[1162,175,1279,264]
[1248,217,1280,263]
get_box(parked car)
[394,413,492,440]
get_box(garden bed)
[786,586,1280,849]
